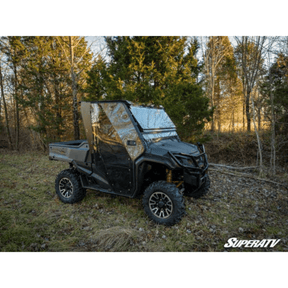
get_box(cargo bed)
[49,140,90,163]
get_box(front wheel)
[55,169,86,204]
[142,181,185,226]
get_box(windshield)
[130,106,175,130]
[130,106,178,141]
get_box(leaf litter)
[0,148,287,252]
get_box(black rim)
[149,192,173,219]
[59,177,73,198]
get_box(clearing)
[0,149,287,252]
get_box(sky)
[85,36,106,59]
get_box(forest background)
[0,1,287,286]
[0,36,288,174]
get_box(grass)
[203,130,288,167]
[0,149,287,252]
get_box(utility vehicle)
[49,100,210,226]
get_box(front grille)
[169,151,208,171]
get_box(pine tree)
[18,37,70,145]
[85,36,212,141]
[16,36,92,147]
[56,37,92,140]
[0,59,13,149]
[1,36,26,150]
[84,54,107,101]
[260,53,288,134]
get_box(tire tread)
[55,169,86,204]
[142,180,185,226]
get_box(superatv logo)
[224,237,281,248]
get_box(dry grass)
[1,147,287,252]
[204,131,288,169]
[89,226,139,252]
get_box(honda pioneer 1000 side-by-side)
[49,100,210,226]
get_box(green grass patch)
[1,149,287,252]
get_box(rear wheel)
[142,181,185,226]
[55,169,86,204]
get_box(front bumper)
[169,144,208,171]
[184,169,208,189]
[169,143,209,189]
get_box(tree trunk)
[217,100,221,133]
[251,97,263,176]
[13,63,19,150]
[54,78,62,140]
[257,107,261,131]
[210,40,215,133]
[210,73,215,132]
[0,62,13,149]
[232,109,235,133]
[22,106,34,148]
[210,69,215,132]
[0,86,2,120]
[69,36,80,140]
[215,77,221,133]
[246,90,251,131]
[242,97,245,131]
[270,73,276,175]
[271,102,276,175]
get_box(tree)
[202,36,233,132]
[0,69,1,122]
[12,36,93,147]
[0,58,13,149]
[17,36,70,147]
[214,39,241,133]
[267,54,288,132]
[0,36,93,150]
[217,65,243,133]
[85,36,212,141]
[234,36,266,132]
[260,51,288,173]
[57,37,92,140]
[84,54,107,102]
[0,36,26,150]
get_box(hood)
[147,139,200,157]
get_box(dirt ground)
[0,148,287,252]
